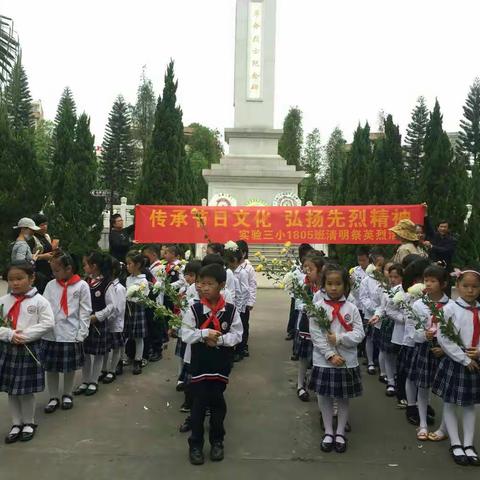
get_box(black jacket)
[109,224,134,262]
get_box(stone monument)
[202,0,305,206]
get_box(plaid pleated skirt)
[379,319,396,353]
[0,341,44,395]
[124,302,147,339]
[41,340,84,373]
[433,356,480,406]
[175,339,187,359]
[84,320,109,356]
[293,334,313,362]
[406,346,419,382]
[308,365,363,399]
[372,327,382,349]
[108,332,125,350]
[413,341,439,388]
[397,345,415,375]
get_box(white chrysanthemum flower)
[224,240,239,251]
[407,283,426,298]
[366,264,376,275]
[185,250,191,260]
[392,290,405,305]
[126,284,141,298]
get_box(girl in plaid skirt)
[125,251,150,375]
[308,264,365,454]
[411,265,451,442]
[42,251,91,413]
[294,253,325,402]
[433,269,480,466]
[0,262,55,444]
[74,252,115,396]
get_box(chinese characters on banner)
[135,205,425,244]
[247,1,263,100]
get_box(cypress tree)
[4,54,33,133]
[458,78,480,167]
[404,96,429,202]
[278,107,303,168]
[137,60,184,205]
[100,95,136,205]
[324,127,347,205]
[300,128,323,204]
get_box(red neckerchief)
[468,306,480,347]
[7,294,28,329]
[304,277,319,293]
[166,262,176,275]
[57,274,81,316]
[324,299,353,332]
[200,295,226,331]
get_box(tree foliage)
[278,107,303,168]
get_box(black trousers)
[143,308,164,357]
[237,310,250,354]
[188,381,227,448]
[286,298,296,334]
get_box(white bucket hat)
[13,217,41,231]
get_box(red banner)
[134,204,424,244]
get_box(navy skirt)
[0,341,44,395]
[293,334,313,362]
[84,320,109,355]
[108,332,125,350]
[41,340,84,373]
[379,319,396,354]
[414,341,439,389]
[432,356,480,406]
[124,302,147,339]
[309,365,362,399]
[397,346,415,375]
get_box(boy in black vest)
[181,263,243,465]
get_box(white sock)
[384,352,397,386]
[318,395,334,438]
[134,338,144,361]
[336,398,349,441]
[90,355,104,383]
[110,348,122,372]
[63,371,76,397]
[82,354,93,383]
[378,350,386,376]
[366,336,374,366]
[463,405,476,449]
[405,379,417,406]
[8,395,22,425]
[444,402,462,455]
[297,358,309,389]
[417,387,430,430]
[102,352,110,371]
[46,371,60,399]
[19,394,35,424]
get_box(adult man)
[109,214,134,262]
[424,219,457,272]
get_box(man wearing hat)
[11,218,41,264]
[389,219,429,264]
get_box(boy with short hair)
[182,263,243,465]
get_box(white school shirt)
[181,302,243,348]
[436,298,480,367]
[294,272,307,310]
[309,295,365,368]
[225,268,236,304]
[0,288,54,343]
[410,294,452,344]
[375,284,406,346]
[126,274,150,303]
[359,275,383,321]
[350,265,367,311]
[233,266,249,314]
[401,293,419,347]
[43,279,92,342]
[240,260,257,307]
[110,279,126,333]
[149,260,165,305]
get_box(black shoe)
[20,424,37,442]
[61,395,74,410]
[378,375,388,384]
[115,361,124,376]
[385,385,396,397]
[367,365,376,375]
[210,442,224,461]
[243,347,250,358]
[102,372,116,384]
[285,332,294,341]
[297,387,310,402]
[133,360,142,375]
[149,351,162,362]
[98,370,108,382]
[334,434,348,453]
[176,381,185,392]
[189,446,205,465]
[290,355,299,361]
[320,434,334,452]
[4,425,22,444]
[73,383,88,395]
[233,353,243,363]
[449,445,469,466]
[180,402,191,413]
[44,398,60,414]
[406,405,420,426]
[84,383,98,396]
[464,446,480,466]
[179,418,191,433]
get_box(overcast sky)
[3,0,480,147]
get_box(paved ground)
[0,285,476,479]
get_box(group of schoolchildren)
[287,243,480,466]
[0,239,257,466]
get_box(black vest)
[89,279,111,313]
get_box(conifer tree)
[300,128,323,204]
[278,107,303,168]
[100,95,136,204]
[458,78,480,167]
[324,127,347,205]
[404,96,429,202]
[137,61,186,205]
[4,54,33,133]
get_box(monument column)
[203,0,305,206]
